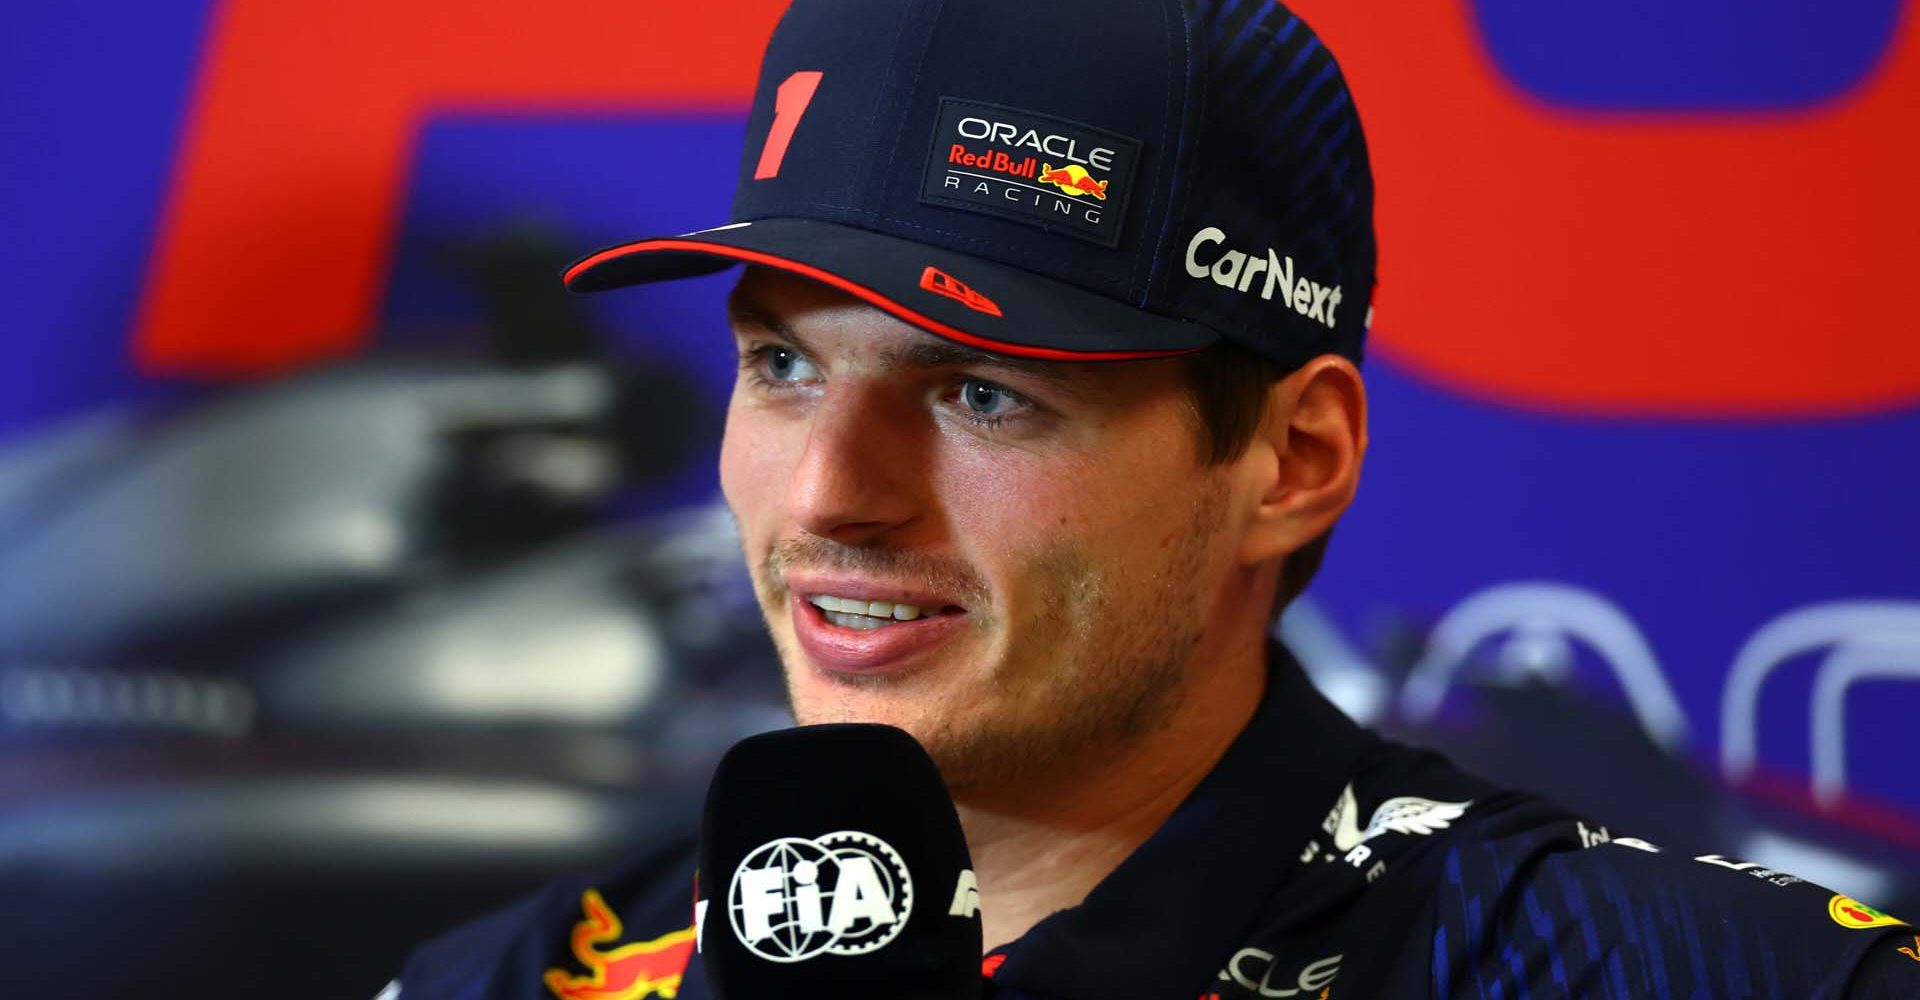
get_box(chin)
[784,665,939,727]
[785,680,1016,787]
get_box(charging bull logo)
[543,890,697,1000]
[1037,163,1110,200]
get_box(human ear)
[1236,354,1367,566]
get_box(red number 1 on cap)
[754,71,824,180]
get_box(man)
[388,0,1918,996]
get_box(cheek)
[934,447,1086,553]
[938,432,1221,610]
[931,447,1150,604]
[719,400,788,541]
[942,429,1194,537]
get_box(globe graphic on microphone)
[725,831,914,963]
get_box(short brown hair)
[1180,342,1334,613]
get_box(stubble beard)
[749,479,1228,794]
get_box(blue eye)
[758,346,819,383]
[961,380,1020,417]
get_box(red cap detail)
[919,266,1003,317]
[563,239,1198,363]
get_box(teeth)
[808,594,925,623]
[824,610,890,630]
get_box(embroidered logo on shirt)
[1213,950,1341,999]
[1295,783,1475,884]
[544,889,697,1000]
[1325,784,1473,853]
[1828,893,1910,930]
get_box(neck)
[952,615,1269,953]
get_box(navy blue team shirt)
[390,647,1919,999]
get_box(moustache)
[765,535,990,612]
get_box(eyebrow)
[727,289,1085,394]
[876,339,1081,393]
[728,292,808,349]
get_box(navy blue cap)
[565,0,1375,369]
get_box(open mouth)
[805,594,961,631]
[789,587,972,674]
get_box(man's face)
[720,268,1249,791]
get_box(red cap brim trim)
[564,239,1201,362]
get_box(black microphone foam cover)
[696,724,983,999]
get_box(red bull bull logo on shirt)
[543,889,697,1000]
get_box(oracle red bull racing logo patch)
[920,98,1140,247]
[543,889,696,1000]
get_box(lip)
[782,572,966,612]
[785,575,970,677]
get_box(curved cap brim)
[563,218,1218,361]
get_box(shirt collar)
[990,644,1376,1000]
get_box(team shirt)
[389,647,1918,999]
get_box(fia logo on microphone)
[728,830,913,962]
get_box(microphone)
[696,724,984,999]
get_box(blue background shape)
[1471,0,1906,111]
[0,2,219,434]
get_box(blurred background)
[2,2,1916,997]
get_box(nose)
[787,382,925,546]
